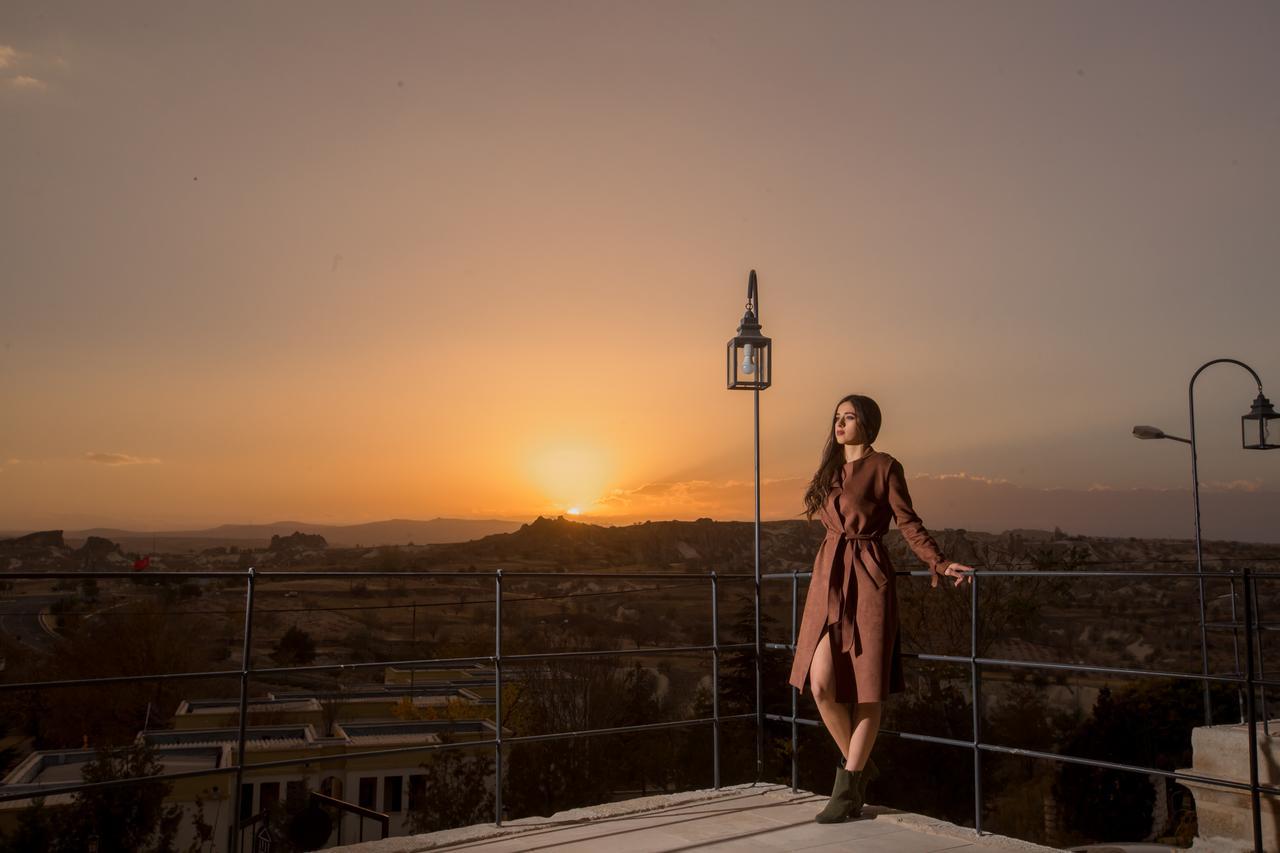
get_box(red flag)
[133,555,150,571]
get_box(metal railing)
[0,568,756,853]
[764,565,1276,852]
[1,562,1275,851]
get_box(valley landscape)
[2,516,1277,846]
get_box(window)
[239,783,254,820]
[358,776,377,810]
[384,775,403,812]
[259,781,280,811]
[286,779,306,806]
[409,774,427,810]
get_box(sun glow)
[528,442,611,514]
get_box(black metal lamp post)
[1133,358,1278,726]
[727,270,771,783]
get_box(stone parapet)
[1180,721,1280,852]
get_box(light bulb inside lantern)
[741,343,755,375]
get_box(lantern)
[1242,392,1279,450]
[726,270,772,390]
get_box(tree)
[273,626,317,666]
[0,800,55,853]
[0,739,213,853]
[28,610,223,749]
[1055,679,1236,845]
[694,595,790,785]
[407,738,495,833]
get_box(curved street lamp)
[1132,358,1279,726]
[726,270,771,784]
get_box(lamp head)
[726,269,771,390]
[1242,393,1279,450]
[1132,425,1166,440]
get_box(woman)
[787,394,973,823]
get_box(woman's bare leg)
[808,629,853,760]
[845,701,882,771]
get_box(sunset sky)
[2,2,1278,538]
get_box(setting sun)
[527,443,612,514]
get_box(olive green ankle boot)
[815,763,865,823]
[855,756,879,809]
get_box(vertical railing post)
[710,571,720,790]
[229,567,256,853]
[494,569,504,826]
[1243,567,1262,852]
[1249,576,1269,735]
[1229,577,1245,723]
[971,569,983,836]
[790,570,799,794]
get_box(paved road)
[0,595,61,654]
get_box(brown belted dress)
[786,449,951,703]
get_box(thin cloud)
[84,452,162,466]
[8,75,46,91]
[592,476,808,520]
[1204,479,1264,493]
[915,471,1014,487]
[0,46,16,70]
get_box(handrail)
[0,567,738,852]
[767,564,1272,851]
[0,561,1272,851]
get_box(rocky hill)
[418,514,1280,576]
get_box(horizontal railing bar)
[7,565,1275,582]
[0,655,496,693]
[241,736,499,773]
[254,570,752,580]
[945,569,1268,579]
[0,569,755,581]
[248,654,493,678]
[0,668,243,693]
[501,643,753,664]
[2,571,248,580]
[1,642,762,693]
[974,742,1280,797]
[764,712,822,728]
[880,727,973,749]
[767,714,1280,797]
[764,568,1270,581]
[763,643,1280,688]
[506,714,755,745]
[909,652,1280,688]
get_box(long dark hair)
[801,394,882,521]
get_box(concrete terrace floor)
[330,783,1056,853]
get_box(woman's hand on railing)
[935,562,974,588]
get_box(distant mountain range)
[8,517,525,551]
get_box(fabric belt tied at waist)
[823,531,888,656]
